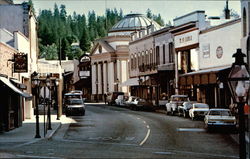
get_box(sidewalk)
[0,112,73,158]
[0,112,73,153]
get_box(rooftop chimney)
[224,0,230,19]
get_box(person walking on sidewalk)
[104,93,107,105]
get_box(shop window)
[156,46,160,65]
[163,44,166,64]
[169,43,174,63]
[243,8,247,37]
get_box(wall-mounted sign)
[216,46,223,59]
[202,44,210,58]
[14,53,28,73]
[174,30,199,49]
[79,71,90,78]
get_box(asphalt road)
[0,103,239,158]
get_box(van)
[63,92,83,112]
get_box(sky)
[14,0,241,23]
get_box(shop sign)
[174,30,199,49]
[14,53,28,73]
[202,44,210,58]
[79,71,90,78]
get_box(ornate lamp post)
[228,49,250,159]
[31,71,41,138]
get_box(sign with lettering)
[202,44,210,58]
[14,53,28,73]
[174,30,199,49]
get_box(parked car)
[124,96,137,107]
[178,101,196,117]
[204,109,236,131]
[189,103,209,120]
[115,95,126,106]
[107,92,124,105]
[166,95,190,115]
[65,98,85,116]
[131,98,153,111]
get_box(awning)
[179,66,231,77]
[121,78,139,86]
[10,78,27,90]
[0,76,32,98]
[179,66,231,86]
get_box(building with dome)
[90,14,161,101]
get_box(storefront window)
[163,44,166,64]
[169,43,174,63]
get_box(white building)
[90,14,161,100]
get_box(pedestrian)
[104,93,107,105]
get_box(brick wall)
[0,42,18,78]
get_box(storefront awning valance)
[0,76,32,98]
[179,66,231,86]
[121,78,139,86]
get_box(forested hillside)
[37,4,165,60]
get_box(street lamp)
[228,49,250,159]
[31,71,41,138]
[46,74,52,130]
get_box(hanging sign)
[14,53,28,73]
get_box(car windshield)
[210,110,232,116]
[68,99,83,105]
[184,102,192,108]
[194,104,209,108]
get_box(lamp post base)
[35,134,41,138]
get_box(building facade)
[0,1,38,131]
[90,14,161,101]
[175,10,242,107]
[129,26,174,105]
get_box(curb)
[45,122,62,140]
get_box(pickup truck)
[166,95,190,115]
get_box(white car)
[166,95,189,115]
[115,95,125,106]
[189,103,209,120]
[204,109,236,130]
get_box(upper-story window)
[243,8,247,37]
[169,43,174,63]
[156,46,160,65]
[163,44,166,64]
[131,55,134,70]
[150,49,153,65]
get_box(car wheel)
[171,109,174,116]
[191,116,195,120]
[178,110,181,117]
[183,111,186,118]
[82,111,85,116]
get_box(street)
[0,103,239,159]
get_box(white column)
[121,60,128,94]
[117,60,121,91]
[103,62,107,93]
[109,62,114,92]
[98,63,102,94]
[91,64,96,94]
